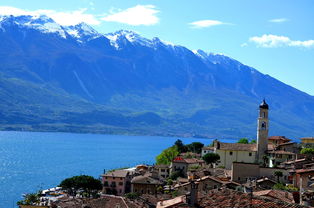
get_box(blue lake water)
[0,131,237,208]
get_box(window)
[119,182,123,186]
[263,112,266,118]
[214,185,218,189]
[230,151,233,156]
[249,152,252,156]
[161,169,165,172]
[111,181,116,187]
[261,122,266,130]
[119,189,122,193]
[120,177,123,180]
[238,177,241,181]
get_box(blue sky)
[1,0,314,95]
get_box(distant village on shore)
[18,100,314,208]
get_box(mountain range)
[0,14,313,139]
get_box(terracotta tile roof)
[202,146,215,151]
[198,188,305,208]
[253,190,294,203]
[266,150,295,155]
[296,168,314,174]
[154,164,170,169]
[218,142,257,151]
[156,195,186,208]
[277,142,295,147]
[131,175,162,185]
[256,177,277,184]
[172,157,204,164]
[102,169,132,178]
[268,136,291,142]
[53,195,136,208]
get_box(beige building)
[213,141,257,169]
[231,162,290,184]
[201,146,214,157]
[170,157,205,177]
[131,174,162,195]
[206,100,270,170]
[300,137,314,147]
[154,164,170,179]
[102,169,135,195]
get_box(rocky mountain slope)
[0,14,313,139]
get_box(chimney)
[103,169,106,174]
[187,181,198,207]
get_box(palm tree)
[274,171,283,183]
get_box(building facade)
[102,169,135,195]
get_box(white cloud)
[269,18,288,23]
[0,6,100,25]
[189,20,227,28]
[249,34,314,48]
[101,5,159,26]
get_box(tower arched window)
[263,112,266,118]
[261,122,266,130]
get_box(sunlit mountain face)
[0,14,314,139]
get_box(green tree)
[17,192,40,205]
[156,146,179,165]
[186,142,204,154]
[125,192,140,199]
[175,139,187,153]
[59,175,102,197]
[237,138,249,144]
[300,148,314,154]
[169,171,184,180]
[300,148,314,159]
[250,139,256,144]
[274,171,283,183]
[202,153,220,167]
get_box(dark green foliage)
[250,139,256,144]
[175,139,188,153]
[167,179,173,185]
[273,183,298,192]
[169,171,184,180]
[125,192,140,199]
[274,171,283,182]
[202,153,220,165]
[300,148,314,155]
[237,138,249,144]
[17,192,40,205]
[186,142,204,154]
[59,175,102,197]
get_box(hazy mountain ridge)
[0,14,313,139]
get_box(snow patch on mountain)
[105,30,177,50]
[64,22,101,42]
[0,15,67,38]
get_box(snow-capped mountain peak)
[105,30,176,50]
[64,22,101,42]
[0,14,66,38]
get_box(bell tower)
[257,99,269,163]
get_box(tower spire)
[257,99,269,163]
